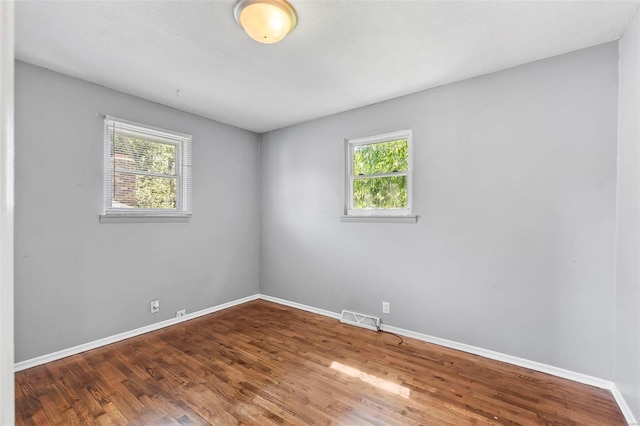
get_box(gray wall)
[15,61,261,362]
[260,43,619,379]
[616,9,640,420]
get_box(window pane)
[353,139,408,176]
[353,175,407,209]
[113,134,176,175]
[113,172,177,209]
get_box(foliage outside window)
[103,117,192,217]
[346,129,413,216]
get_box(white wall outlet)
[382,301,390,314]
[176,309,186,317]
[150,299,160,314]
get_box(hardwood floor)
[16,300,626,425]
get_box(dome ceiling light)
[233,0,298,44]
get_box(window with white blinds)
[103,117,192,218]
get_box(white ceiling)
[16,0,640,133]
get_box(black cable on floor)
[374,322,404,345]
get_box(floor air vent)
[340,310,381,331]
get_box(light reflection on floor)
[330,361,410,399]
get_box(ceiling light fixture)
[233,0,298,44]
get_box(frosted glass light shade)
[233,0,298,44]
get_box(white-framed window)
[102,116,192,220]
[345,129,413,217]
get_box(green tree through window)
[113,134,177,209]
[352,138,408,209]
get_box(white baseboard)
[258,294,341,320]
[13,292,637,425]
[258,294,637,425]
[612,385,639,425]
[380,322,613,388]
[14,294,260,372]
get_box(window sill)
[340,215,418,223]
[99,214,191,224]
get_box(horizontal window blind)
[104,117,192,215]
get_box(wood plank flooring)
[16,300,626,425]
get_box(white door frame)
[0,0,15,424]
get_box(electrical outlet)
[382,301,390,314]
[150,299,160,314]
[176,309,186,317]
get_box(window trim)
[101,116,192,222]
[345,129,414,217]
